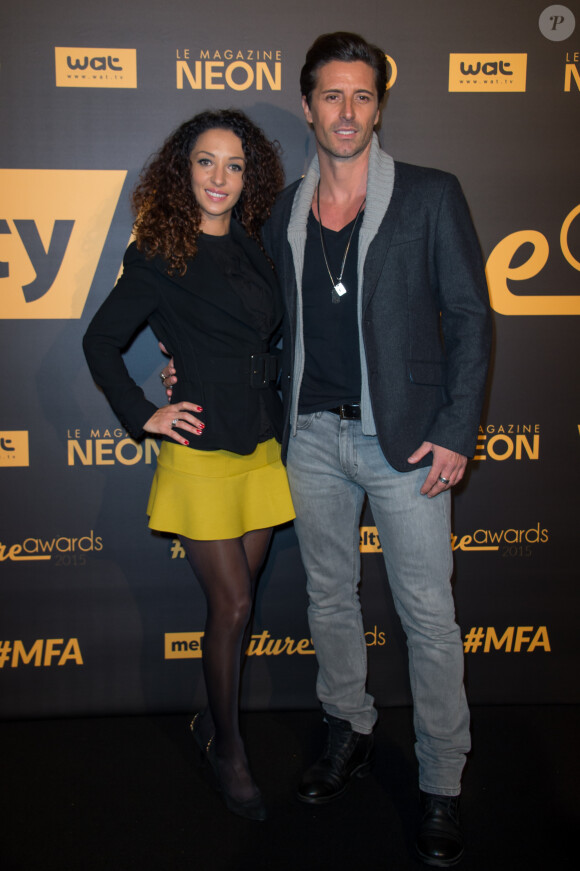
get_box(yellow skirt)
[147,438,295,540]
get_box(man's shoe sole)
[415,844,464,867]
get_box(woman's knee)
[210,589,253,630]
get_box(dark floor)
[1,705,578,870]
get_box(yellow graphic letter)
[0,170,126,319]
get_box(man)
[262,32,491,868]
[165,32,491,867]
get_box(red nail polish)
[184,440,189,446]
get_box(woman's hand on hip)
[143,402,204,446]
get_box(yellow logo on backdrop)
[463,626,550,653]
[449,54,527,91]
[360,527,382,553]
[0,170,126,319]
[1,531,103,561]
[474,425,540,461]
[486,205,580,315]
[55,48,137,88]
[165,629,385,659]
[0,431,29,467]
[0,639,84,667]
[165,632,204,659]
[67,428,160,466]
[451,523,548,553]
[176,48,281,91]
[385,55,397,90]
[164,631,316,658]
[565,52,580,90]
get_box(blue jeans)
[286,411,470,796]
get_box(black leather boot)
[416,791,464,867]
[297,714,373,804]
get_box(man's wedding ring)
[438,475,450,485]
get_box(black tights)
[180,528,272,800]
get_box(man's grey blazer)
[264,146,492,472]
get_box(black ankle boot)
[297,714,373,804]
[416,791,464,867]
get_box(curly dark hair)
[132,109,284,275]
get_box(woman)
[83,110,294,821]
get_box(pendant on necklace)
[332,282,346,304]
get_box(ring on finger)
[171,418,179,427]
[438,475,450,485]
[160,372,167,382]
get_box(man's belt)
[327,403,361,420]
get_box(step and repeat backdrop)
[1,0,578,718]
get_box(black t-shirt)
[298,210,362,413]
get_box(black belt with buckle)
[249,353,279,389]
[200,353,279,389]
[328,403,361,420]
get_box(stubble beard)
[314,128,374,163]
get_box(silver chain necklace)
[317,183,366,304]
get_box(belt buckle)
[339,404,360,420]
[250,353,277,388]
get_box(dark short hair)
[300,32,387,106]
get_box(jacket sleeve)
[425,174,492,457]
[82,244,161,439]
